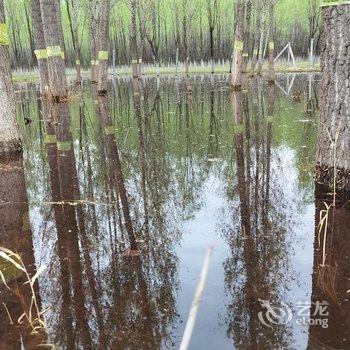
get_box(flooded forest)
[0,0,349,349]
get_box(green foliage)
[4,0,321,67]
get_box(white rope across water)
[179,246,213,350]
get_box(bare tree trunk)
[131,0,138,79]
[97,0,110,94]
[0,0,21,156]
[67,0,81,84]
[316,3,350,194]
[257,0,266,75]
[242,0,252,73]
[89,0,99,83]
[231,0,245,89]
[31,0,49,93]
[39,0,67,100]
[268,0,275,83]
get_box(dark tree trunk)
[316,3,350,193]
[0,0,21,155]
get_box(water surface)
[2,74,346,349]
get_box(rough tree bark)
[39,0,67,100]
[268,0,275,83]
[97,0,111,94]
[31,0,49,93]
[131,0,139,79]
[257,0,266,75]
[67,0,82,84]
[0,0,21,156]
[89,0,100,83]
[242,0,252,73]
[231,0,245,89]
[316,2,350,193]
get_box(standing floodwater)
[1,74,348,349]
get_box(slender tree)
[130,0,139,78]
[67,0,82,84]
[206,0,219,73]
[97,0,111,93]
[0,0,21,155]
[89,0,100,83]
[231,0,245,89]
[257,0,267,75]
[242,0,252,73]
[268,0,275,83]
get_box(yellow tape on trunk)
[34,49,48,59]
[253,49,258,55]
[98,50,109,60]
[76,59,80,65]
[0,23,9,45]
[269,42,275,50]
[321,1,350,7]
[57,141,72,151]
[234,40,244,52]
[91,60,99,65]
[243,52,249,57]
[138,58,142,63]
[47,46,62,58]
[22,211,31,231]
[131,59,138,64]
[61,51,65,59]
[44,134,57,144]
[104,126,115,135]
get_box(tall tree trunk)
[257,0,266,75]
[131,0,138,79]
[89,0,99,83]
[268,0,275,83]
[242,0,252,73]
[67,0,82,84]
[31,0,49,93]
[39,0,67,100]
[97,0,110,94]
[0,0,21,155]
[231,0,245,89]
[316,3,350,194]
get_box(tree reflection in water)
[1,75,321,348]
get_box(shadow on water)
[1,73,348,349]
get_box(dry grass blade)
[0,246,49,337]
[0,250,26,272]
